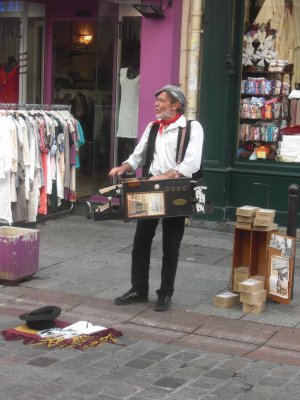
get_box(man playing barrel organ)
[109,85,204,311]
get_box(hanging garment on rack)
[0,105,85,223]
[37,118,48,215]
[11,114,31,222]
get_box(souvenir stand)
[231,206,296,306]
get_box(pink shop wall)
[137,1,183,137]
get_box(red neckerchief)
[153,114,182,134]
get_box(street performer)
[109,85,204,311]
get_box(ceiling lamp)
[133,0,172,19]
[78,34,93,45]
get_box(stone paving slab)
[263,327,300,351]
[131,308,210,333]
[0,286,88,309]
[176,334,258,357]
[194,316,278,345]
[245,346,300,366]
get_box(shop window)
[0,1,44,104]
[53,20,98,180]
[238,0,300,163]
[53,18,116,195]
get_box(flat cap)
[155,85,187,112]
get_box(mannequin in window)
[0,56,19,103]
[116,60,140,163]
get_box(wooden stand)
[231,227,295,304]
[232,228,274,278]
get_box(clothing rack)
[0,103,71,111]
[0,103,77,226]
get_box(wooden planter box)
[0,227,40,285]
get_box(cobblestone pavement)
[1,214,300,399]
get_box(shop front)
[199,0,300,226]
[5,0,300,227]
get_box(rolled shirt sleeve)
[123,123,152,171]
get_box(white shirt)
[125,115,204,178]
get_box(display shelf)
[239,68,293,158]
[240,118,285,122]
[241,94,285,99]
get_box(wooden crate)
[231,227,276,292]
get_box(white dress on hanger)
[117,67,140,139]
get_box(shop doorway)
[53,14,141,199]
[53,19,115,198]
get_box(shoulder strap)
[176,120,192,163]
[143,123,159,177]
[176,120,203,179]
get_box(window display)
[0,2,45,104]
[238,0,300,163]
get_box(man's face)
[155,91,179,119]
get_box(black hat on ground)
[19,306,62,330]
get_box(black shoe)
[154,295,172,312]
[114,289,148,305]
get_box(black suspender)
[143,123,159,177]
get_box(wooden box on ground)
[213,292,240,308]
[0,227,40,285]
[240,290,267,305]
[238,278,264,293]
[242,302,265,314]
[236,206,259,217]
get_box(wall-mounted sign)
[0,1,21,13]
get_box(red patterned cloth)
[1,320,122,351]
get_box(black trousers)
[131,216,185,297]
